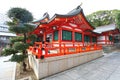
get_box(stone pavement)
[42,51,120,80]
[0,56,16,80]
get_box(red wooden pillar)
[43,31,46,42]
[72,29,75,47]
[59,28,62,54]
[59,28,62,43]
[96,36,98,45]
[82,32,84,46]
[112,36,114,45]
[90,35,92,46]
[105,35,107,45]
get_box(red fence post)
[94,44,97,50]
[37,48,42,58]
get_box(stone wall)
[28,50,103,79]
[102,45,119,53]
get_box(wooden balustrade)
[28,42,102,59]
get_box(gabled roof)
[52,6,82,18]
[32,5,95,34]
[32,12,50,23]
[46,5,83,23]
[93,24,116,33]
[33,6,88,24]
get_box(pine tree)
[1,7,37,71]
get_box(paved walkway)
[42,51,120,80]
[0,56,16,80]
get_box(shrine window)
[84,35,90,42]
[92,37,97,42]
[62,30,72,41]
[36,36,43,42]
[109,36,113,41]
[53,30,58,41]
[75,32,82,42]
[114,39,119,43]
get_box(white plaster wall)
[106,36,109,40]
[97,36,105,40]
[97,42,105,44]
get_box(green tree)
[115,12,120,29]
[86,9,120,27]
[1,7,37,71]
[8,8,33,23]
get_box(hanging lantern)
[40,30,43,34]
[52,26,57,30]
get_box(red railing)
[28,42,102,59]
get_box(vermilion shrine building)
[28,6,120,59]
[94,24,120,45]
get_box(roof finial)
[80,2,83,7]
[77,2,82,9]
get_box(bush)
[13,42,29,51]
[28,34,37,40]
[10,54,27,63]
[10,36,24,44]
[1,48,18,56]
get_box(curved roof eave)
[32,12,49,23]
[34,5,94,30]
[81,11,95,29]
[47,6,82,23]
[46,6,95,30]
[33,7,82,31]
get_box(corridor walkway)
[42,50,120,80]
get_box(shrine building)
[28,5,102,59]
[93,23,120,45]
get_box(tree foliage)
[86,9,120,27]
[115,12,120,29]
[8,22,35,34]
[8,8,33,23]
[10,54,27,63]
[28,34,37,41]
[1,7,37,70]
[28,34,37,45]
[1,48,18,56]
[10,36,24,44]
[13,42,29,51]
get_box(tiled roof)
[93,24,116,33]
[33,5,83,24]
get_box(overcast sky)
[0,0,120,20]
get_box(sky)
[0,0,120,20]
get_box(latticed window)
[92,37,97,42]
[62,30,72,41]
[114,39,119,43]
[53,30,58,41]
[84,35,90,42]
[109,36,113,41]
[75,32,82,41]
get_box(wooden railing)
[28,42,102,59]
